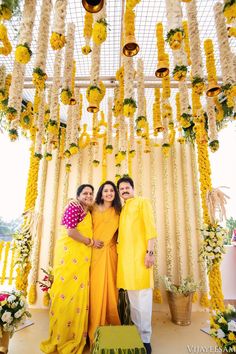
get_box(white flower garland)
[47,51,62,146]
[129,117,135,152]
[34,0,52,72]
[88,144,93,185]
[107,97,113,148]
[190,145,209,305]
[186,0,204,79]
[150,145,162,294]
[65,105,73,153]
[214,2,235,85]
[136,140,142,196]
[137,58,145,117]
[163,154,173,279]
[171,143,184,283]
[52,0,68,37]
[124,56,135,99]
[179,81,190,115]
[0,65,6,90]
[47,149,60,267]
[90,43,101,86]
[181,144,195,278]
[62,23,75,92]
[70,88,81,148]
[18,0,36,46]
[165,0,182,29]
[76,152,83,187]
[62,158,70,209]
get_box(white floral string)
[181,144,195,279]
[163,154,173,279]
[34,0,52,73]
[62,23,75,93]
[171,143,184,283]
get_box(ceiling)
[2,0,236,128]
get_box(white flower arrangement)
[210,304,236,352]
[163,276,198,295]
[0,290,31,335]
[199,223,226,271]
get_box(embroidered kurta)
[117,197,157,290]
[40,205,93,354]
[88,206,120,343]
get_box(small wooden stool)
[91,325,146,353]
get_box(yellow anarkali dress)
[40,212,93,354]
[88,206,121,343]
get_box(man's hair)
[117,176,134,189]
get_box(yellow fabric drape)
[40,213,93,354]
[89,206,120,343]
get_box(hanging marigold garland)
[50,0,68,50]
[194,97,225,311]
[28,147,48,304]
[14,138,40,294]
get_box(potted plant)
[163,276,198,326]
[0,289,31,353]
[209,304,236,353]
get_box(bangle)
[87,239,94,247]
[146,250,154,256]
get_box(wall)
[31,140,209,311]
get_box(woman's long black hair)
[95,180,122,214]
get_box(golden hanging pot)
[155,61,169,78]
[82,0,104,13]
[206,80,221,97]
[87,103,99,113]
[154,126,164,133]
[123,35,140,57]
[69,97,77,105]
[0,330,10,354]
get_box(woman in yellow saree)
[40,184,104,354]
[88,181,122,344]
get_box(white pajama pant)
[127,288,153,343]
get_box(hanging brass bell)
[123,35,140,57]
[155,61,169,78]
[69,97,77,105]
[82,0,104,13]
[206,80,221,97]
[154,126,164,133]
[87,104,99,113]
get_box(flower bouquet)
[162,276,198,326]
[37,268,53,306]
[210,304,236,353]
[0,290,31,336]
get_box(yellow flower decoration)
[69,143,79,155]
[0,5,12,20]
[82,45,91,55]
[223,2,236,24]
[92,20,107,45]
[15,43,32,64]
[60,89,72,105]
[0,23,12,56]
[50,32,66,50]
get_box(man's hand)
[144,253,155,268]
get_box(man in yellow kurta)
[117,177,157,354]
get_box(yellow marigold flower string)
[82,11,93,55]
[0,23,12,56]
[204,39,218,83]
[0,241,10,284]
[182,21,191,66]
[0,240,4,261]
[8,243,15,285]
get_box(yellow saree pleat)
[40,213,93,354]
[88,207,120,344]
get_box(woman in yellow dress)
[88,181,122,344]
[41,184,104,354]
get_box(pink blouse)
[61,203,86,229]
